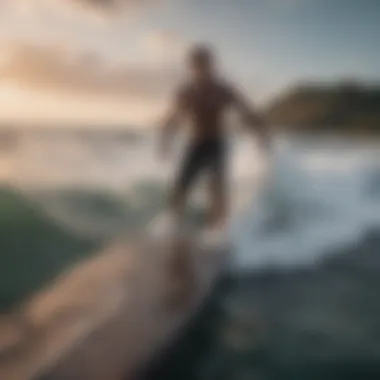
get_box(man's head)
[187,44,215,81]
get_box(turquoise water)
[0,187,97,311]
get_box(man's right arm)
[158,88,187,158]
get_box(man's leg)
[207,139,228,228]
[169,141,204,231]
[166,142,205,307]
[208,173,227,228]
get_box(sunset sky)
[0,0,379,127]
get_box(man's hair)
[188,44,214,65]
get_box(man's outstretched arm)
[231,88,271,151]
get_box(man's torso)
[178,79,235,141]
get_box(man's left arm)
[229,87,271,151]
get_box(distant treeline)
[266,81,380,134]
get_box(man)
[159,44,270,231]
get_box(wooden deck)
[0,234,226,380]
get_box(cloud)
[1,41,178,96]
[0,83,158,126]
[72,0,157,14]
[5,0,161,20]
[0,41,180,125]
[142,30,188,56]
[0,0,168,68]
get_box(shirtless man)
[159,44,270,231]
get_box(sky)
[0,0,379,127]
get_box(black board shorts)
[174,137,227,195]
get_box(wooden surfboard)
[0,225,228,380]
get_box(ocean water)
[3,131,379,266]
[1,131,380,378]
[140,136,380,380]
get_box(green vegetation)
[266,81,380,134]
[0,187,98,312]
